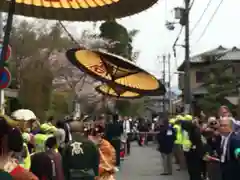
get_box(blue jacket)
[221,133,240,180]
[157,125,176,154]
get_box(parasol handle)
[0,0,16,68]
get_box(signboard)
[0,68,11,89]
[0,42,11,61]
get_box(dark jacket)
[46,149,64,180]
[138,122,148,132]
[206,134,222,157]
[221,133,240,180]
[62,134,99,180]
[179,120,205,157]
[157,125,176,154]
[105,121,123,141]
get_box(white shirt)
[221,133,232,163]
[151,123,155,131]
[123,120,131,134]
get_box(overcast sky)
[18,0,240,92]
[61,0,239,91]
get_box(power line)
[189,0,195,9]
[171,0,195,71]
[190,0,213,35]
[193,0,224,45]
[58,21,79,46]
[172,27,183,58]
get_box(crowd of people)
[0,108,157,180]
[155,105,240,180]
[0,110,136,180]
[0,105,240,180]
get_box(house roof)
[218,48,240,60]
[177,46,240,71]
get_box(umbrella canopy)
[95,84,142,99]
[66,48,166,95]
[11,109,37,121]
[0,0,158,21]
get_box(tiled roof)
[178,46,240,70]
[218,49,240,60]
[190,45,229,63]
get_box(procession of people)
[0,104,240,180]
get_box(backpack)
[46,151,57,180]
[30,152,56,180]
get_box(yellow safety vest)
[182,130,194,152]
[173,124,182,144]
[19,143,31,170]
[34,134,58,153]
[34,134,52,153]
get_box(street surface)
[116,143,188,180]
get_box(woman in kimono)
[89,125,117,180]
[0,115,38,180]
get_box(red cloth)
[10,165,38,180]
[120,151,125,158]
[10,165,24,176]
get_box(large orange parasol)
[66,48,166,95]
[0,0,158,21]
[95,84,142,99]
[0,0,158,89]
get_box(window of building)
[195,71,205,83]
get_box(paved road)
[116,143,188,180]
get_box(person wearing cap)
[33,123,58,153]
[61,120,99,180]
[89,125,117,180]
[40,116,57,135]
[175,114,205,180]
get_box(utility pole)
[0,13,5,115]
[183,0,191,114]
[167,53,171,115]
[162,54,166,114]
[169,0,191,114]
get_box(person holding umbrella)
[11,109,38,170]
[0,115,38,179]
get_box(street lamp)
[165,7,185,31]
[165,21,176,31]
